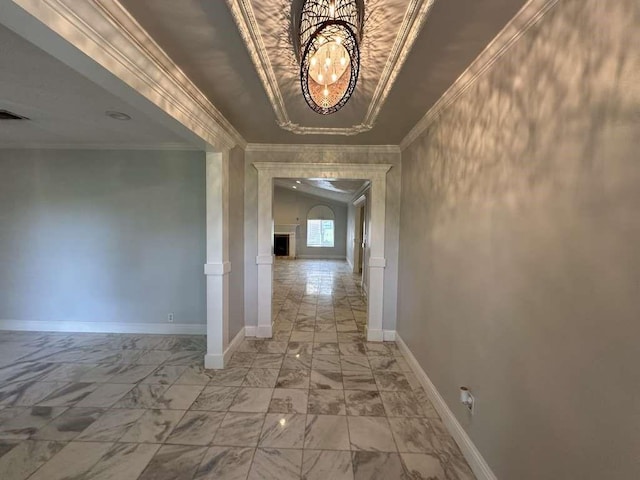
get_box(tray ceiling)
[118,0,529,144]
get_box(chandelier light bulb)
[296,0,363,114]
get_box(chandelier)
[293,0,364,115]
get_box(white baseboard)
[244,325,257,337]
[0,319,206,335]
[346,256,354,270]
[383,330,396,341]
[396,333,497,480]
[296,255,347,260]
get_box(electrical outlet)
[460,386,475,414]
[167,313,174,323]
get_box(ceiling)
[0,23,194,149]
[119,0,528,144]
[275,178,368,203]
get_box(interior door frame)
[253,162,391,341]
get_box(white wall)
[0,149,206,330]
[273,186,347,259]
[244,146,401,332]
[397,1,640,478]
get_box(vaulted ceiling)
[118,0,529,145]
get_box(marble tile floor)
[0,259,475,479]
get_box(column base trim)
[396,333,497,480]
[204,326,246,369]
[383,330,396,341]
[256,323,273,338]
[245,325,257,337]
[366,328,384,342]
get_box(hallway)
[0,260,474,480]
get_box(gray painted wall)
[346,202,356,269]
[244,148,401,331]
[228,146,245,339]
[0,149,206,327]
[273,186,347,259]
[397,1,640,479]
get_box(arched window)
[307,205,335,248]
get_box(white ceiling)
[275,178,368,203]
[0,23,194,149]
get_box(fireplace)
[274,225,297,259]
[274,234,290,257]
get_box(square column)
[256,168,274,337]
[204,150,231,368]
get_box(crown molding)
[227,0,434,136]
[9,0,246,151]
[279,122,373,136]
[400,0,559,150]
[0,143,200,151]
[253,162,392,173]
[363,0,436,126]
[246,143,400,154]
[226,0,289,127]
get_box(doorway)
[253,162,391,342]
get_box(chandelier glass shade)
[294,0,363,115]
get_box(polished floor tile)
[0,260,475,479]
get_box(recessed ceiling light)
[106,111,131,121]
[296,180,302,184]
[292,186,297,189]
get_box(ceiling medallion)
[294,0,364,115]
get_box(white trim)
[204,326,246,369]
[296,255,346,260]
[246,144,400,154]
[256,323,273,338]
[346,256,354,270]
[244,325,257,337]
[400,0,559,150]
[225,327,246,360]
[0,319,205,335]
[227,0,435,136]
[396,333,497,480]
[253,162,393,175]
[253,161,391,343]
[383,330,396,341]
[0,143,200,151]
[204,261,232,276]
[4,0,245,151]
[366,328,384,342]
[352,194,367,207]
[256,255,274,265]
[369,257,387,268]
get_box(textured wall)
[273,186,348,259]
[228,146,245,339]
[397,1,640,479]
[244,147,401,331]
[0,149,206,327]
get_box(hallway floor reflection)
[0,260,475,479]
